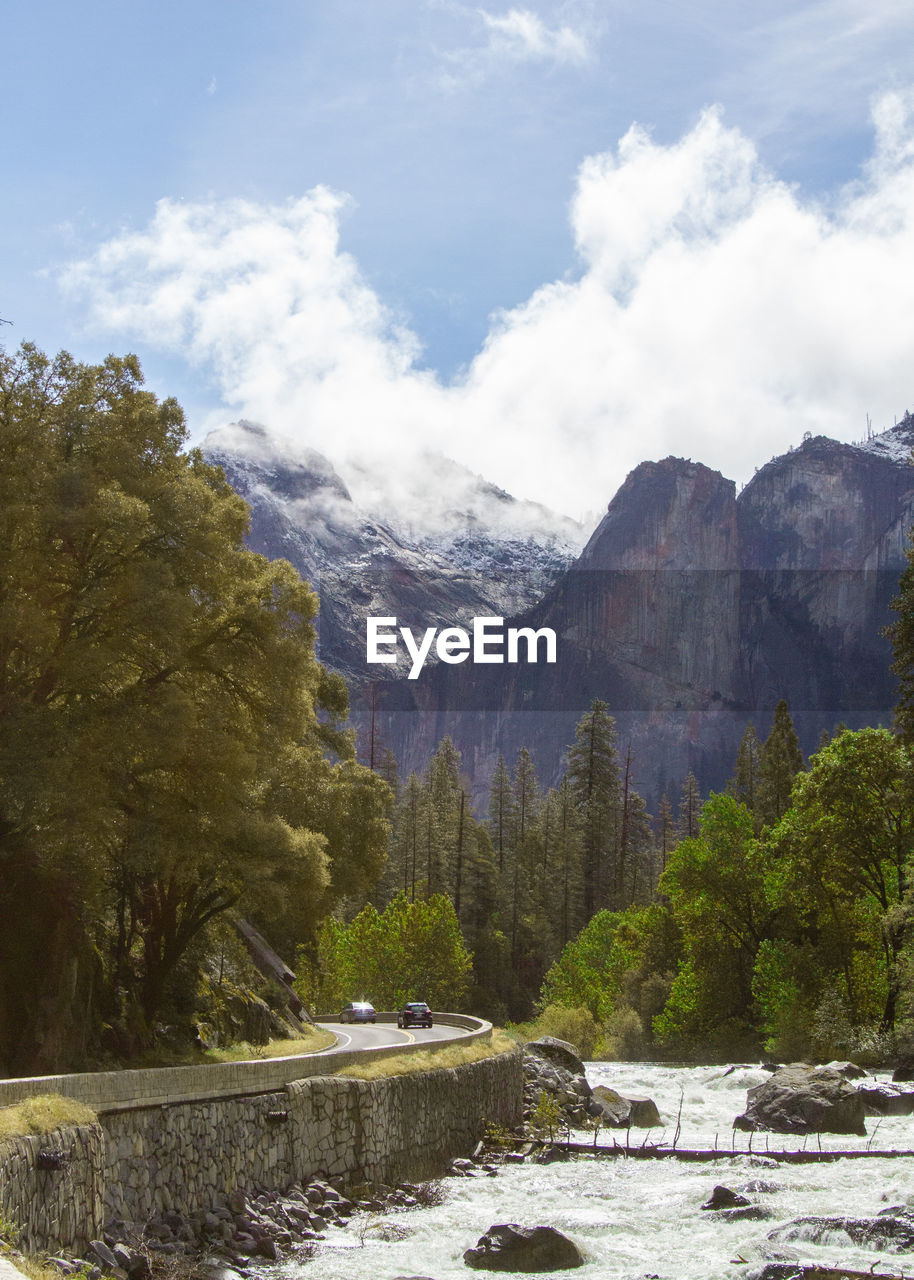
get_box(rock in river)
[733,1064,866,1135]
[591,1085,661,1129]
[701,1185,751,1210]
[463,1223,585,1271]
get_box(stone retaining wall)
[0,1125,105,1253]
[0,1048,523,1252]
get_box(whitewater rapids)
[277,1062,914,1279]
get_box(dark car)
[397,1001,433,1028]
[339,1001,376,1024]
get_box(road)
[313,1020,470,1054]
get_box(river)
[277,1062,914,1280]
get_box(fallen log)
[517,1139,914,1163]
[731,1266,912,1280]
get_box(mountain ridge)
[202,413,914,806]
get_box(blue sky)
[4,1,914,520]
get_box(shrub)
[603,1006,645,1061]
[529,1005,601,1059]
[529,1091,562,1140]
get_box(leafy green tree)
[539,903,678,1046]
[314,893,473,1010]
[762,728,914,1033]
[0,344,389,1070]
[655,793,769,1052]
[539,910,635,1022]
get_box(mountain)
[203,414,914,807]
[202,421,582,680]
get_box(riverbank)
[248,1060,914,1279]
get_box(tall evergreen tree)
[507,747,540,964]
[617,741,652,905]
[890,543,914,743]
[542,778,583,947]
[678,772,701,842]
[757,699,804,828]
[655,794,676,874]
[423,736,462,896]
[377,748,400,797]
[383,773,424,902]
[566,700,621,917]
[731,723,761,812]
[488,755,513,873]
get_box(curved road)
[314,1020,470,1055]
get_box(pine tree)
[731,723,761,812]
[678,771,701,841]
[384,773,424,901]
[757,699,804,827]
[566,700,621,917]
[507,748,540,964]
[624,790,654,904]
[423,737,462,896]
[488,755,513,873]
[552,777,584,944]
[378,748,400,797]
[655,794,676,874]
[890,546,914,742]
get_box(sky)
[4,0,914,525]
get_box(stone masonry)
[0,1048,523,1252]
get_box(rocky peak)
[579,457,738,570]
[738,428,914,571]
[204,421,353,507]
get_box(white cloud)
[478,8,591,65]
[61,91,914,525]
[433,3,594,88]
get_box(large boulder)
[823,1059,867,1079]
[591,1085,661,1129]
[733,1065,866,1135]
[463,1224,585,1272]
[590,1085,630,1125]
[525,1037,586,1075]
[857,1082,914,1116]
[767,1212,914,1252]
[627,1097,661,1127]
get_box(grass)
[201,1030,336,1062]
[2,1252,85,1280]
[118,1024,337,1069]
[334,1030,519,1080]
[0,1095,97,1140]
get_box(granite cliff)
[203,415,914,805]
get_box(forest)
[3,342,914,1074]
